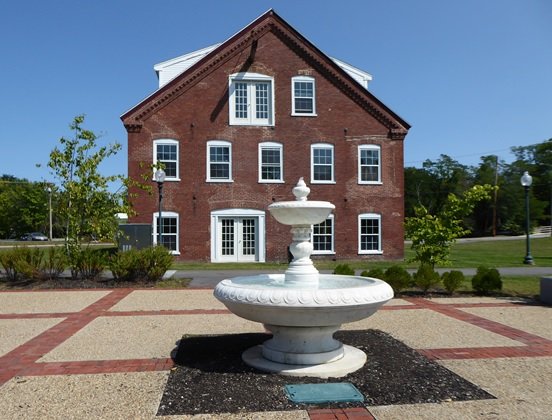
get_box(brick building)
[121,9,410,263]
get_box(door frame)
[210,209,266,263]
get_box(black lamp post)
[47,186,53,241]
[520,171,534,265]
[154,168,166,247]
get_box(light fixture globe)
[520,171,532,187]
[154,168,166,183]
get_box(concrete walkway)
[1,286,551,419]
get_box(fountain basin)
[214,274,393,326]
[214,274,393,377]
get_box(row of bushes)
[0,246,173,283]
[333,263,502,295]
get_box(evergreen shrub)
[333,264,355,275]
[414,264,441,293]
[471,266,502,295]
[384,265,412,293]
[441,270,465,294]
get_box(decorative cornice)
[269,23,406,134]
[126,22,273,124]
[124,123,142,133]
[122,11,410,136]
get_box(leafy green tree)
[0,176,49,238]
[47,115,137,275]
[405,184,495,268]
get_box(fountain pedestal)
[214,178,394,378]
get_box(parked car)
[20,232,48,241]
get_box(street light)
[520,171,534,265]
[154,168,166,247]
[47,186,53,241]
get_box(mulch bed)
[158,329,494,415]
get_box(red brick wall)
[127,30,405,262]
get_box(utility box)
[541,277,552,306]
[118,224,152,251]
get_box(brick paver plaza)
[1,288,551,419]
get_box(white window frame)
[292,76,316,116]
[358,144,382,184]
[358,213,382,255]
[206,140,233,182]
[311,143,335,184]
[153,139,179,181]
[153,211,180,255]
[258,142,284,183]
[311,214,335,255]
[229,72,275,126]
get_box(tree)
[405,184,495,268]
[47,115,136,272]
[0,176,49,238]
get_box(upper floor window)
[358,145,381,184]
[292,76,316,116]
[312,215,334,254]
[358,213,382,254]
[311,143,334,183]
[153,139,179,180]
[229,73,274,126]
[207,140,232,182]
[258,142,284,183]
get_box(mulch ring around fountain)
[157,329,494,415]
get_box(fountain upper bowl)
[268,201,335,226]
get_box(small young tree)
[405,184,495,269]
[47,115,141,277]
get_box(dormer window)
[292,76,316,116]
[229,73,274,126]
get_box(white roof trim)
[330,57,373,89]
[153,48,373,90]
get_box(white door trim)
[210,209,266,263]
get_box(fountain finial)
[292,177,310,201]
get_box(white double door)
[211,209,266,263]
[219,217,257,262]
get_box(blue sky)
[1,0,551,185]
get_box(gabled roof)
[154,44,373,90]
[121,9,410,137]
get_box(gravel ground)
[158,330,493,416]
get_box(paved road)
[177,266,552,288]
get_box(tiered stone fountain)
[214,178,393,378]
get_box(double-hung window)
[207,140,232,182]
[358,213,382,254]
[358,145,381,184]
[312,215,334,254]
[229,73,274,126]
[311,143,334,183]
[153,211,179,254]
[153,139,179,180]
[292,76,316,116]
[258,142,283,183]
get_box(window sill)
[358,250,383,255]
[310,180,336,184]
[312,251,335,255]
[358,181,382,185]
[258,180,285,184]
[291,113,317,117]
[229,122,275,127]
[206,179,234,183]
